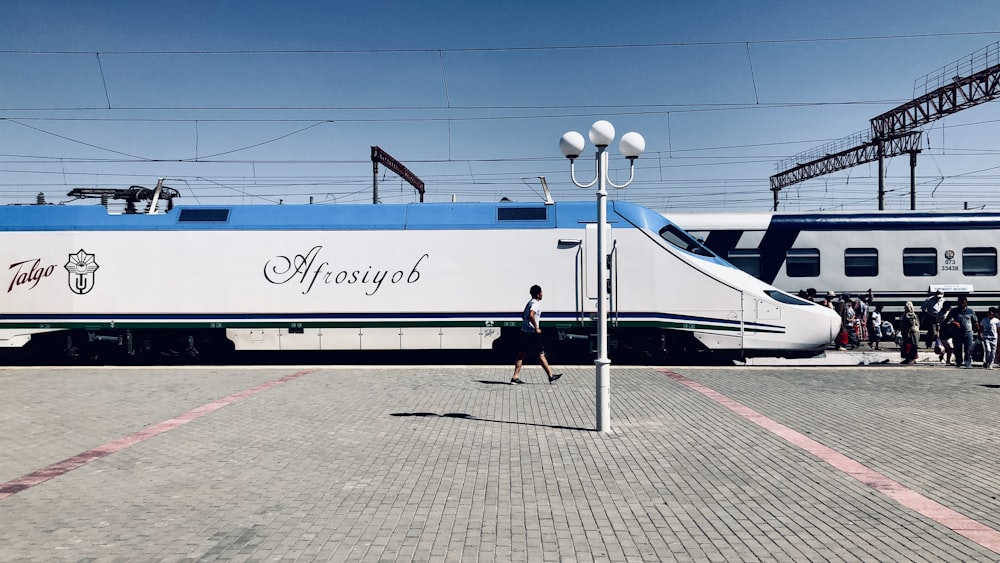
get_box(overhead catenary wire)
[2,29,998,55]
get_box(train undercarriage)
[1,325,743,365]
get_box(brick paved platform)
[0,363,997,562]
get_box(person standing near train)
[981,307,999,370]
[853,294,870,346]
[510,284,563,385]
[920,290,945,348]
[899,301,921,365]
[945,296,979,368]
[837,293,859,349]
[868,303,883,350]
[936,303,954,364]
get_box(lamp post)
[560,120,645,433]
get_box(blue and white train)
[670,210,1000,318]
[0,193,840,362]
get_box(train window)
[726,249,761,278]
[785,248,820,277]
[845,248,878,277]
[658,225,715,257]
[963,247,997,276]
[498,207,547,221]
[178,208,230,222]
[903,248,937,276]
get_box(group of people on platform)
[797,287,1000,368]
[798,288,891,353]
[913,290,999,369]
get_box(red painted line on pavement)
[659,369,1000,555]
[0,368,317,500]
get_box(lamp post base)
[595,356,611,432]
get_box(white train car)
[670,210,1000,318]
[0,199,839,362]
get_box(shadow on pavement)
[390,411,591,432]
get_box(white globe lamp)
[619,132,646,160]
[588,120,615,147]
[559,131,586,159]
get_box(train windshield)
[765,290,816,306]
[658,224,716,257]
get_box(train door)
[585,224,598,301]
[559,233,587,324]
[739,292,757,350]
[584,222,615,319]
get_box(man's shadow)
[390,411,591,432]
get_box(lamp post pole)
[560,121,645,433]
[594,145,611,432]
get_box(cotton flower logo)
[64,249,99,295]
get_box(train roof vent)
[178,208,231,222]
[498,207,547,221]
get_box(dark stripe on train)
[757,225,799,284]
[697,226,798,284]
[703,230,743,257]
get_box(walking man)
[511,284,562,385]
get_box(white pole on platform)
[560,121,645,433]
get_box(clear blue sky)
[2,0,1000,212]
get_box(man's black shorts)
[519,330,545,355]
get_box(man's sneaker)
[510,378,525,385]
[548,373,563,384]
